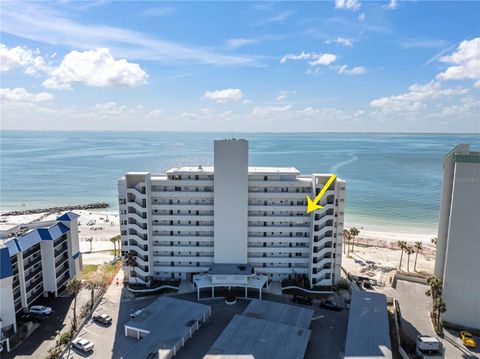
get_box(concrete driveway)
[382,279,479,359]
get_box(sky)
[1,0,479,132]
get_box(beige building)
[434,144,480,330]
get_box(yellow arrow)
[306,174,337,213]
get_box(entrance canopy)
[194,263,268,300]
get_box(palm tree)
[343,229,350,255]
[405,246,415,272]
[431,237,437,246]
[86,237,93,253]
[349,227,360,253]
[110,235,121,258]
[66,278,83,330]
[414,241,423,271]
[84,280,99,310]
[124,251,138,284]
[397,241,407,269]
[426,276,446,332]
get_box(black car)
[319,300,343,311]
[21,312,47,323]
[292,295,313,305]
[92,313,113,325]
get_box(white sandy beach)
[1,209,437,278]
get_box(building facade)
[434,144,480,330]
[0,212,82,335]
[118,139,346,288]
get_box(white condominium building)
[434,144,480,331]
[118,139,346,289]
[0,212,82,336]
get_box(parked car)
[292,295,313,305]
[460,331,477,348]
[72,337,94,352]
[29,305,53,315]
[22,312,47,323]
[319,300,343,311]
[130,309,144,318]
[93,313,112,325]
[362,281,373,289]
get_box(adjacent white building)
[0,212,82,336]
[434,144,480,331]
[118,139,346,289]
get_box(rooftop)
[204,314,310,359]
[123,296,211,359]
[208,263,253,276]
[242,299,313,329]
[344,291,392,359]
[204,299,313,359]
[165,166,300,175]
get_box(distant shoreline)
[0,202,110,217]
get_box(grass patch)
[81,264,99,275]
[81,262,121,285]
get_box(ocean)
[1,131,479,233]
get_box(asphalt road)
[4,295,75,359]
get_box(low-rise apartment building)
[0,212,82,335]
[118,139,346,289]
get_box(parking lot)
[383,280,479,359]
[64,286,348,359]
[66,292,157,358]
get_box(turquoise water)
[1,131,479,232]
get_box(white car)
[130,309,144,319]
[72,337,94,352]
[29,305,53,315]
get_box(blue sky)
[1,1,479,132]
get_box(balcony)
[24,266,42,282]
[54,244,69,258]
[55,252,69,266]
[152,203,214,210]
[56,262,70,277]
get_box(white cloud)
[276,91,289,101]
[1,2,255,66]
[335,0,361,11]
[42,48,148,89]
[0,43,48,75]
[326,37,353,47]
[386,0,398,9]
[254,10,295,26]
[280,52,336,66]
[337,65,366,75]
[226,38,257,49]
[436,38,480,84]
[370,81,468,112]
[251,105,292,117]
[0,87,54,103]
[309,54,337,66]
[203,88,244,103]
[358,13,366,21]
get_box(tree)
[349,227,360,253]
[86,237,93,253]
[110,235,121,258]
[405,245,415,272]
[343,229,350,255]
[66,278,83,331]
[84,280,100,310]
[431,237,437,246]
[414,241,423,271]
[397,241,407,269]
[426,276,446,332]
[124,251,138,284]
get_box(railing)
[24,266,42,282]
